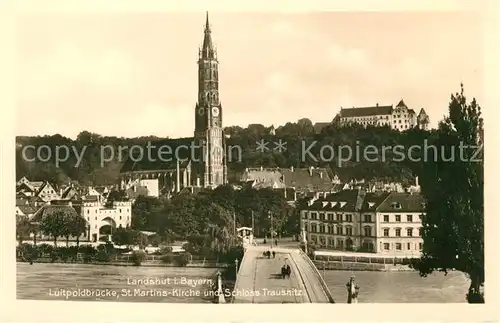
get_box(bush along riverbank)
[16,243,244,269]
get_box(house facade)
[16,178,61,202]
[374,193,425,256]
[299,190,425,257]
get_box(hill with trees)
[15,121,434,187]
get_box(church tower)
[193,12,227,188]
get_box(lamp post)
[268,210,274,249]
[235,258,239,277]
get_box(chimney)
[196,177,201,187]
[376,103,379,107]
[260,166,263,171]
[176,160,180,192]
[290,166,294,172]
[415,176,419,186]
[320,172,323,179]
[309,166,314,176]
[68,201,72,207]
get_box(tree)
[112,227,135,247]
[131,196,164,230]
[16,215,31,245]
[60,212,86,247]
[418,84,484,303]
[40,210,68,247]
[106,189,127,207]
[132,231,149,249]
[69,215,87,247]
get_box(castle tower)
[193,12,226,188]
[417,108,430,130]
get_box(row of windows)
[307,223,373,237]
[310,236,347,247]
[383,214,420,222]
[304,212,356,222]
[86,208,130,214]
[383,227,422,237]
[304,213,421,222]
[87,216,130,221]
[382,242,423,251]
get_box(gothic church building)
[120,13,227,194]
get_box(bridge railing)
[231,247,252,303]
[298,249,336,303]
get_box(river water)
[16,263,469,303]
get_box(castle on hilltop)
[333,100,430,131]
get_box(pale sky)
[15,11,483,139]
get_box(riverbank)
[17,258,230,268]
[312,260,414,272]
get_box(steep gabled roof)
[360,192,391,211]
[396,99,407,108]
[306,190,360,212]
[376,192,425,212]
[16,182,35,192]
[61,186,78,199]
[17,205,40,215]
[340,105,393,117]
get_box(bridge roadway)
[232,246,334,303]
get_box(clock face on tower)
[198,108,205,116]
[212,107,220,117]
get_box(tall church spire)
[201,12,215,59]
[205,11,210,32]
[194,13,225,188]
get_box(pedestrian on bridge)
[272,251,276,258]
[281,265,286,279]
[285,264,291,278]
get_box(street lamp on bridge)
[268,210,274,249]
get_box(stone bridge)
[231,245,335,303]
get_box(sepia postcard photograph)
[2,0,499,322]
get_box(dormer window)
[391,202,402,209]
[322,201,328,207]
[340,202,347,208]
[330,202,337,208]
[368,202,375,208]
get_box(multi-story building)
[374,192,425,256]
[77,199,132,242]
[299,190,425,257]
[31,198,132,243]
[336,100,430,132]
[338,104,393,128]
